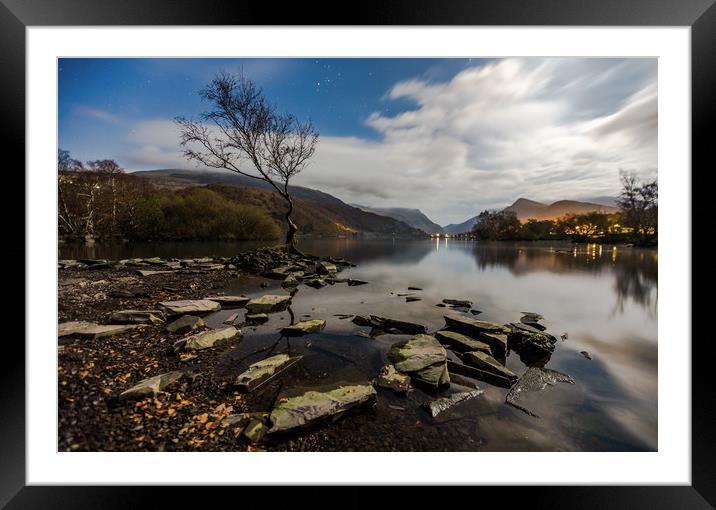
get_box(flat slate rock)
[443,298,473,307]
[234,354,301,392]
[269,384,377,434]
[159,299,221,315]
[435,330,492,355]
[119,371,185,400]
[58,321,142,339]
[204,295,250,307]
[245,294,292,313]
[447,360,514,389]
[505,367,575,417]
[506,323,557,356]
[462,350,517,380]
[136,270,173,277]
[423,389,484,418]
[173,326,239,353]
[166,315,205,334]
[109,310,165,325]
[347,279,368,286]
[245,313,269,322]
[387,334,450,389]
[280,319,326,336]
[444,315,510,357]
[369,315,428,335]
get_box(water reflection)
[60,238,657,451]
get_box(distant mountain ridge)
[352,205,444,234]
[133,169,426,238]
[505,197,619,221]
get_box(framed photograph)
[4,0,710,506]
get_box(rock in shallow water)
[444,315,509,357]
[443,298,473,307]
[387,334,450,389]
[435,330,492,355]
[505,367,575,417]
[280,319,326,336]
[462,350,517,380]
[369,315,428,335]
[506,323,557,357]
[245,294,291,313]
[269,384,377,434]
[423,389,484,418]
[204,295,249,307]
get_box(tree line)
[58,150,280,242]
[469,173,658,245]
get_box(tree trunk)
[283,196,303,255]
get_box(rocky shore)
[58,246,575,452]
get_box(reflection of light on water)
[435,237,440,252]
[612,246,617,263]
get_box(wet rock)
[109,310,165,325]
[223,312,239,325]
[269,384,377,434]
[159,299,221,315]
[446,360,513,389]
[520,315,546,331]
[469,309,483,316]
[119,371,185,400]
[281,319,326,336]
[505,367,575,417]
[347,279,368,286]
[245,313,269,323]
[262,266,293,279]
[435,330,492,355]
[580,351,592,360]
[243,419,269,443]
[449,373,479,389]
[282,274,299,288]
[58,321,143,340]
[369,315,428,335]
[444,315,510,357]
[204,295,250,308]
[245,294,291,313]
[435,303,447,308]
[408,286,423,291]
[87,262,113,270]
[521,312,544,321]
[405,296,422,302]
[462,351,517,380]
[333,314,353,320]
[506,323,558,357]
[387,334,450,389]
[304,278,328,289]
[376,364,411,394]
[443,298,473,307]
[423,389,484,418]
[173,326,239,353]
[316,261,338,275]
[235,354,302,392]
[166,315,205,334]
[352,315,373,327]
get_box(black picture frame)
[2,0,709,507]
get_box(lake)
[59,238,658,451]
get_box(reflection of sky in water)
[60,239,657,451]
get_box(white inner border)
[27,27,690,485]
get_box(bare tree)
[616,170,658,244]
[175,72,319,247]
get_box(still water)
[60,239,658,451]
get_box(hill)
[443,216,480,235]
[352,205,443,234]
[504,198,619,221]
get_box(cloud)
[297,58,657,224]
[122,58,657,225]
[73,106,122,125]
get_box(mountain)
[443,216,480,235]
[352,205,444,234]
[504,198,619,221]
[133,169,426,238]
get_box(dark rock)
[352,315,373,327]
[406,296,422,302]
[109,310,165,325]
[369,315,427,335]
[507,323,558,357]
[462,350,517,380]
[443,298,473,307]
[245,313,269,323]
[408,286,423,291]
[435,330,492,354]
[446,360,514,389]
[580,351,592,360]
[347,279,368,286]
[444,315,509,357]
[304,278,328,289]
